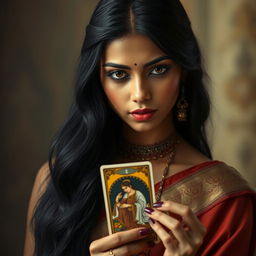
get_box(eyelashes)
[107,70,129,81]
[150,65,171,75]
[106,64,172,81]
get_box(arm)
[135,190,149,224]
[23,163,50,256]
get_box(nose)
[130,76,151,103]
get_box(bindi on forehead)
[134,63,137,66]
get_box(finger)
[148,219,177,253]
[153,201,206,236]
[106,239,152,256]
[153,201,206,248]
[89,228,152,253]
[145,208,192,246]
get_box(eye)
[107,70,129,80]
[150,65,170,76]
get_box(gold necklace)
[155,138,179,201]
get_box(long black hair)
[33,0,211,255]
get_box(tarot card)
[100,161,156,235]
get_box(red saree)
[150,161,256,256]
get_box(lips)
[131,108,156,114]
[129,108,157,121]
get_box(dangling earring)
[177,82,188,121]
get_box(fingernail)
[147,241,155,248]
[149,218,155,224]
[144,207,154,215]
[153,201,164,208]
[139,228,150,236]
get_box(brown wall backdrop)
[1,0,255,255]
[1,1,97,255]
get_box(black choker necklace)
[120,134,179,161]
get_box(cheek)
[100,70,123,110]
[103,85,123,110]
[158,79,180,104]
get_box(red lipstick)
[130,108,157,121]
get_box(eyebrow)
[102,55,171,69]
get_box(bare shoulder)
[23,162,51,256]
[28,161,51,216]
[33,162,50,197]
[174,138,211,172]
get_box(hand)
[89,228,154,256]
[145,201,206,256]
[120,203,132,208]
[116,193,122,202]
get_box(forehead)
[102,33,165,63]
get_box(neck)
[122,117,176,145]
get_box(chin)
[127,122,159,133]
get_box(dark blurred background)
[1,0,255,255]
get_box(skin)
[122,186,132,194]
[89,33,208,256]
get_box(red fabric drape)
[150,161,256,255]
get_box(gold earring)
[177,84,188,121]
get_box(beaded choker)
[120,134,178,161]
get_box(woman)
[24,0,256,255]
[113,179,149,229]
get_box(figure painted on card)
[113,179,149,229]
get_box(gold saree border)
[161,163,253,214]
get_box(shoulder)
[23,162,51,256]
[196,167,256,254]
[28,161,51,218]
[174,138,211,173]
[28,162,51,207]
[205,161,252,190]
[135,190,144,196]
[163,160,255,214]
[197,161,254,198]
[196,161,255,214]
[32,162,50,200]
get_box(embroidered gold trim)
[161,163,252,214]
